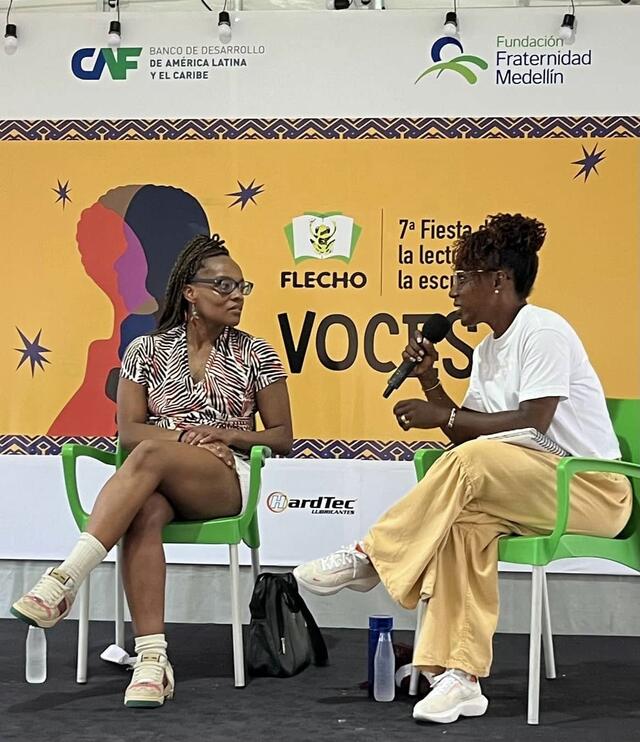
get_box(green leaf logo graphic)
[416,54,488,85]
[416,37,488,86]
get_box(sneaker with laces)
[10,568,77,629]
[293,543,380,596]
[412,668,488,724]
[124,652,175,709]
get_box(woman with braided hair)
[295,213,631,725]
[12,234,293,708]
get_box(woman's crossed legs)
[12,439,243,707]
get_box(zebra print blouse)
[120,324,287,432]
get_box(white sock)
[135,633,168,658]
[58,532,107,585]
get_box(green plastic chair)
[408,398,640,724]
[62,441,271,688]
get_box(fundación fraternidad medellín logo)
[416,36,488,85]
[284,212,362,264]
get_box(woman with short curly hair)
[295,213,632,725]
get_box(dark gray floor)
[1,619,640,742]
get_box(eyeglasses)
[190,276,254,296]
[451,269,486,291]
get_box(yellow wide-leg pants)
[363,439,632,677]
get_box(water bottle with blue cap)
[368,615,395,702]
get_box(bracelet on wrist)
[446,407,457,430]
[177,430,186,443]
[422,378,441,393]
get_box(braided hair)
[155,233,229,333]
[452,213,546,298]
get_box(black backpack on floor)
[247,572,328,678]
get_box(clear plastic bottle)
[25,626,47,684]
[373,629,395,702]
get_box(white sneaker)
[412,668,488,724]
[10,567,77,629]
[395,664,436,689]
[124,652,175,709]
[293,543,380,596]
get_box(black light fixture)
[443,0,458,36]
[559,14,575,40]
[198,0,233,42]
[443,11,458,36]
[108,21,121,49]
[218,8,232,42]
[107,0,121,48]
[4,0,17,55]
[559,0,576,40]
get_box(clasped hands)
[178,426,236,468]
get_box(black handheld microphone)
[382,313,451,398]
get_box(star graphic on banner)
[572,144,606,182]
[14,327,51,376]
[226,179,265,210]
[52,179,72,209]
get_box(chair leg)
[409,599,427,697]
[541,569,556,680]
[250,547,261,585]
[229,544,245,688]
[528,566,544,725]
[76,576,90,684]
[115,539,126,649]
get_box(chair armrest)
[414,448,448,481]
[549,457,640,554]
[61,443,116,530]
[241,445,272,522]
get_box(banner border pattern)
[0,435,445,460]
[1,116,640,141]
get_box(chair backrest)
[606,398,640,538]
[607,398,640,466]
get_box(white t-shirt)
[462,305,620,459]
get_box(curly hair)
[155,233,229,333]
[452,213,547,298]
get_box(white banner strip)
[0,456,634,574]
[1,8,640,119]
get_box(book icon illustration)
[285,212,361,263]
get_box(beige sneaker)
[293,543,380,596]
[10,568,77,629]
[412,669,488,724]
[124,652,175,709]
